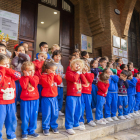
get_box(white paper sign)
[113,35,120,48]
[122,58,128,64]
[0,10,19,40]
[113,47,118,56]
[121,39,127,50]
[119,49,123,57]
[123,50,127,58]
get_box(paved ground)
[95,125,140,140]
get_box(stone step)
[2,115,140,140]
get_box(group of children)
[0,40,140,140]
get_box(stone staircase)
[2,113,140,140]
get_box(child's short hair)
[70,59,84,69]
[99,57,106,63]
[107,62,111,68]
[21,61,35,72]
[90,59,97,68]
[39,42,48,48]
[81,51,88,58]
[73,49,80,54]
[103,67,110,73]
[134,71,140,77]
[127,71,132,78]
[51,44,60,50]
[121,70,128,76]
[84,63,90,71]
[99,73,110,81]
[69,54,76,60]
[0,43,6,49]
[52,50,62,58]
[103,56,109,61]
[42,60,56,73]
[0,53,8,63]
[38,52,48,59]
[128,61,133,65]
[120,64,126,70]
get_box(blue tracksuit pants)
[91,84,98,109]
[0,103,17,140]
[15,81,22,102]
[57,87,63,111]
[37,84,43,113]
[65,96,81,130]
[128,95,135,114]
[41,97,58,130]
[134,92,140,111]
[79,94,93,123]
[95,95,106,120]
[20,99,39,135]
[117,96,128,116]
[104,92,118,118]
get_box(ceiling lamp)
[41,21,44,24]
[54,12,57,14]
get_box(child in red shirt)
[41,60,62,136]
[128,62,138,75]
[66,54,76,72]
[65,59,87,135]
[19,61,40,139]
[0,54,21,140]
[95,72,110,125]
[116,63,122,77]
[79,63,96,128]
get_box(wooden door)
[19,0,38,60]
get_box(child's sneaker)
[73,125,85,131]
[118,116,126,120]
[59,111,64,116]
[112,116,119,121]
[88,121,96,127]
[135,111,140,115]
[102,118,109,124]
[8,138,17,140]
[52,128,59,134]
[105,117,114,122]
[66,129,75,135]
[22,134,28,140]
[43,129,50,136]
[79,122,85,129]
[124,115,131,119]
[28,133,40,138]
[131,113,137,116]
[128,114,133,117]
[96,119,106,125]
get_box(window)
[62,0,71,12]
[41,0,57,7]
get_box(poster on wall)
[123,50,127,58]
[118,49,123,57]
[122,58,128,64]
[0,10,19,41]
[121,39,127,50]
[113,35,120,48]
[81,34,92,53]
[113,47,118,56]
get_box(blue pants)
[128,95,135,114]
[65,96,81,130]
[41,97,58,130]
[91,84,98,109]
[20,100,39,135]
[104,92,118,118]
[134,92,140,111]
[80,94,93,123]
[57,87,63,111]
[0,103,17,140]
[37,84,43,113]
[95,95,106,120]
[117,96,128,116]
[15,81,22,102]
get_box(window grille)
[62,0,71,12]
[41,0,57,7]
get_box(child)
[116,63,122,77]
[65,59,87,135]
[73,49,80,58]
[20,62,40,139]
[115,58,123,66]
[41,60,62,135]
[90,59,100,110]
[0,54,21,140]
[98,57,107,71]
[50,44,60,58]
[20,42,31,58]
[36,42,50,59]
[79,64,96,127]
[96,73,110,124]
[81,51,93,66]
[128,62,138,75]
[66,54,76,72]
[33,52,47,113]
[103,56,109,62]
[107,62,117,74]
[127,71,138,117]
[134,72,140,115]
[11,44,30,108]
[52,50,65,116]
[117,70,130,120]
[104,68,119,121]
[120,64,128,71]
[0,43,7,55]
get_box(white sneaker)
[96,119,106,125]
[59,111,64,116]
[73,126,85,131]
[102,118,109,124]
[88,121,96,127]
[8,138,17,140]
[124,115,131,119]
[66,129,75,135]
[131,113,137,116]
[79,122,85,128]
[105,117,114,122]
[118,116,126,120]
[112,116,119,121]
[128,114,133,117]
[135,111,140,115]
